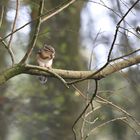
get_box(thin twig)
[119,0,135,15]
[67,0,140,85]
[0,20,34,42]
[0,5,4,28]
[20,0,77,64]
[80,30,101,139]
[119,26,140,39]
[0,37,15,65]
[96,95,140,127]
[110,48,140,62]
[82,117,98,125]
[107,0,140,62]
[20,0,44,64]
[7,0,19,49]
[88,0,121,18]
[84,117,127,140]
[0,0,76,43]
[7,0,19,65]
[84,107,101,118]
[72,84,87,99]
[41,0,76,23]
[89,0,134,30]
[74,82,99,140]
[122,119,140,135]
[72,80,98,140]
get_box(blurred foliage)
[0,0,85,140]
[0,0,140,140]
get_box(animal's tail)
[38,75,47,84]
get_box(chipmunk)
[37,44,55,84]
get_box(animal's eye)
[38,50,41,53]
[44,49,49,52]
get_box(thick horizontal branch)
[26,55,140,79]
[0,55,140,85]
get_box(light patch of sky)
[6,0,31,63]
[87,1,114,33]
[6,5,31,35]
[80,0,115,69]
[80,0,140,70]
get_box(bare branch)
[88,0,121,18]
[122,120,140,135]
[7,0,19,49]
[0,37,15,65]
[119,26,140,39]
[41,0,76,23]
[20,0,76,64]
[0,5,4,28]
[0,6,15,65]
[107,0,140,62]
[67,0,140,85]
[0,0,76,43]
[72,84,87,99]
[110,48,140,62]
[0,20,33,43]
[1,54,140,85]
[67,54,140,85]
[72,80,98,140]
[7,0,19,65]
[96,95,140,127]
[20,0,44,64]
[85,117,127,140]
[72,85,140,139]
[25,65,69,88]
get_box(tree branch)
[0,37,15,65]
[1,54,140,86]
[0,5,4,28]
[20,0,44,64]
[107,0,140,62]
[0,0,76,43]
[6,0,19,65]
[25,65,69,88]
[41,0,76,23]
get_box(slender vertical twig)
[0,5,4,28]
[80,30,101,139]
[20,0,44,64]
[72,80,98,140]
[7,0,19,65]
[7,0,19,49]
[0,36,15,64]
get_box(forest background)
[0,0,140,140]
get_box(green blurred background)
[0,0,140,140]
